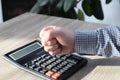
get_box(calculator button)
[55,55,61,58]
[31,59,37,64]
[36,57,42,61]
[41,62,48,68]
[45,55,51,60]
[45,71,54,77]
[39,69,47,74]
[61,54,71,60]
[57,69,65,74]
[34,67,42,71]
[52,68,57,72]
[55,59,62,64]
[29,65,37,69]
[41,54,47,58]
[36,61,42,66]
[52,66,59,72]
[51,73,61,79]
[67,58,78,64]
[41,58,46,62]
[61,61,68,66]
[24,63,29,68]
[66,63,74,68]
[46,58,54,64]
[46,63,55,70]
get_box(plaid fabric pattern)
[74,26,120,57]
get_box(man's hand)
[40,26,74,56]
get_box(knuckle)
[49,51,55,56]
[44,47,49,52]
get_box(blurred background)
[78,0,120,26]
[0,0,120,26]
[1,0,36,22]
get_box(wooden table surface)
[0,13,120,80]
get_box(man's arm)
[74,26,120,57]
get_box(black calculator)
[3,40,87,80]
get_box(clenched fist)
[40,26,74,56]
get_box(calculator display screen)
[9,42,41,60]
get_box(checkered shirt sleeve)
[74,26,120,57]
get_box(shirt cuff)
[74,30,98,55]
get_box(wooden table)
[0,13,120,80]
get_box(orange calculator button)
[45,71,54,77]
[51,73,61,79]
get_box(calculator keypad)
[24,52,86,80]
